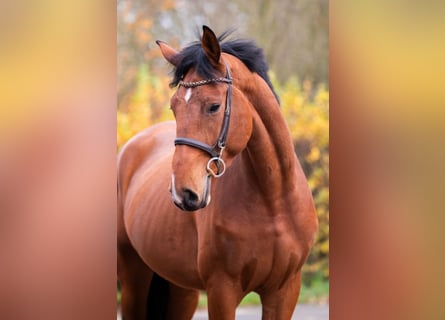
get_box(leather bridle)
[174,62,232,178]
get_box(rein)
[174,62,232,178]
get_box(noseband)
[174,62,232,178]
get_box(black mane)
[170,31,279,103]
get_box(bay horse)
[117,26,318,320]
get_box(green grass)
[299,279,329,304]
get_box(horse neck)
[236,72,298,203]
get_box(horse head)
[157,26,253,211]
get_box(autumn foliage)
[277,75,329,284]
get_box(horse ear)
[156,40,179,66]
[201,25,221,67]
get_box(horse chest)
[197,215,302,290]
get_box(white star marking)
[184,88,192,103]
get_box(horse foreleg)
[205,277,243,320]
[165,284,199,320]
[260,271,302,320]
[118,243,152,320]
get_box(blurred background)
[117,0,329,307]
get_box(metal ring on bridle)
[206,157,226,178]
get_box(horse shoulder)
[118,121,175,197]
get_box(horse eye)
[208,103,221,113]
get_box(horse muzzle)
[170,174,211,212]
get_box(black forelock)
[169,30,279,103]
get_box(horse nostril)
[183,188,198,202]
[182,188,200,211]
